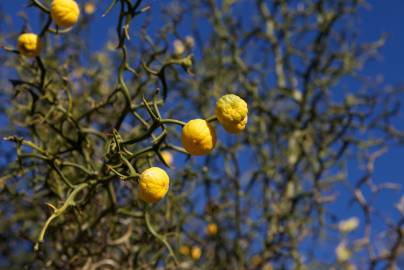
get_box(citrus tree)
[0,0,403,269]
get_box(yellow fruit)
[84,2,95,15]
[17,33,41,57]
[181,119,216,155]
[191,246,202,260]
[160,151,173,166]
[215,94,248,133]
[179,245,190,256]
[138,167,169,203]
[51,0,80,28]
[206,223,218,236]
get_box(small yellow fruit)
[84,2,95,15]
[51,0,80,28]
[138,167,169,203]
[17,33,41,57]
[181,119,216,155]
[191,246,202,260]
[160,151,173,166]
[179,245,190,256]
[206,223,218,236]
[215,94,248,133]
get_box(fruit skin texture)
[138,167,169,203]
[51,0,80,28]
[215,94,248,133]
[181,119,217,155]
[17,33,41,57]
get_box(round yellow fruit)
[181,119,216,155]
[191,246,202,260]
[179,245,190,256]
[138,167,169,203]
[17,33,41,57]
[206,223,218,236]
[51,0,80,28]
[84,2,95,15]
[215,94,248,133]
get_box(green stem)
[159,119,186,127]
[166,144,188,155]
[117,208,143,218]
[118,46,132,106]
[129,146,154,160]
[144,208,179,266]
[35,183,88,250]
[35,57,46,91]
[102,0,118,17]
[61,161,97,176]
[30,0,50,13]
[122,123,159,145]
[142,96,159,120]
[121,155,139,177]
[206,115,218,122]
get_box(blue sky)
[358,0,404,212]
[359,0,404,85]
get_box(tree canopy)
[0,0,403,269]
